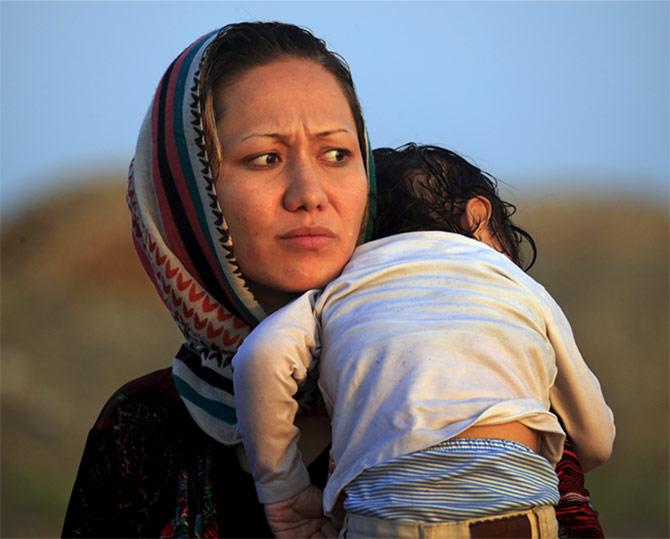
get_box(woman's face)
[214,58,368,310]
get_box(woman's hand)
[264,484,338,538]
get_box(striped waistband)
[343,438,560,523]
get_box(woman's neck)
[247,280,300,314]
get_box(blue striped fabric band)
[343,438,560,523]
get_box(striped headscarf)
[127,26,375,445]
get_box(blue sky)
[1,1,668,216]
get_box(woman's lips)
[278,226,337,250]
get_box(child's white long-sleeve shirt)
[232,231,615,513]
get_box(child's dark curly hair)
[372,143,537,270]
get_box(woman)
[62,22,603,538]
[63,21,371,538]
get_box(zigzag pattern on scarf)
[128,165,245,355]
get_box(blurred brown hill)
[1,181,668,537]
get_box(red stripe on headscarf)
[161,38,232,299]
[151,38,207,288]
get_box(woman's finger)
[320,520,340,538]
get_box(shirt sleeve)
[62,394,180,538]
[232,290,321,504]
[544,290,616,472]
[62,426,123,538]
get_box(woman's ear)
[461,196,493,236]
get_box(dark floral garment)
[62,369,603,538]
[555,438,605,538]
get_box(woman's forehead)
[214,59,357,144]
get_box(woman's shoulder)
[93,367,190,432]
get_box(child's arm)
[232,290,320,504]
[544,291,615,472]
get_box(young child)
[232,144,615,538]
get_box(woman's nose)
[282,157,329,212]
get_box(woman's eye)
[247,153,280,167]
[322,149,351,163]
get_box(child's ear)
[461,196,493,236]
[462,197,507,255]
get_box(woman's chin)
[284,267,344,293]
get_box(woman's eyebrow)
[240,128,353,142]
[240,132,284,142]
[314,128,353,138]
